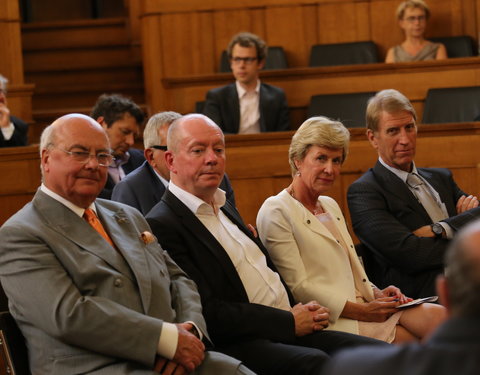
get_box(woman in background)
[385,0,447,63]
[257,116,446,343]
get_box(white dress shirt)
[169,182,291,311]
[236,80,261,134]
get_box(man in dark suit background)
[322,219,480,375]
[0,113,254,375]
[146,114,384,375]
[203,32,290,134]
[347,89,480,299]
[0,74,29,147]
[112,111,236,215]
[91,93,145,199]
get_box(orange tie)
[83,208,115,247]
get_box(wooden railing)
[2,124,480,241]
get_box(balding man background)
[112,111,236,215]
[0,114,254,375]
[322,219,480,375]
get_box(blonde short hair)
[396,0,430,20]
[289,116,350,177]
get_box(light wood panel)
[161,57,480,129]
[3,124,480,242]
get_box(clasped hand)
[0,103,10,128]
[291,301,329,336]
[362,286,412,322]
[154,322,205,375]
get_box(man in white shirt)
[146,114,385,375]
[0,113,254,375]
[203,32,290,134]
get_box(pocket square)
[140,231,155,245]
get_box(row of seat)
[219,36,477,72]
[308,86,480,127]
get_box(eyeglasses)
[57,148,114,167]
[151,145,168,151]
[231,57,258,65]
[404,15,426,23]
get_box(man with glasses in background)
[203,32,290,134]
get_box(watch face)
[432,223,443,235]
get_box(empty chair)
[0,312,30,375]
[309,41,379,67]
[429,36,476,58]
[307,91,376,128]
[219,46,288,72]
[195,100,205,113]
[422,86,480,124]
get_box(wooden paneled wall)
[140,0,480,115]
[2,124,480,241]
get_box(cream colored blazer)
[257,189,375,334]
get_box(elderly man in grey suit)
[0,114,254,375]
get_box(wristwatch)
[430,222,444,238]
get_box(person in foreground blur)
[0,113,254,375]
[321,219,480,375]
[90,93,146,199]
[0,74,28,147]
[257,116,446,343]
[112,111,236,215]
[146,114,386,375]
[203,32,290,134]
[347,89,480,299]
[385,0,447,63]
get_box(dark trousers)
[219,330,385,375]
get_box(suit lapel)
[259,84,267,132]
[417,168,456,216]
[163,191,249,297]
[372,161,432,221]
[229,84,241,133]
[96,202,152,312]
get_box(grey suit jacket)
[203,82,290,134]
[322,317,480,375]
[0,189,206,374]
[347,161,480,298]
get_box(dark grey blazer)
[0,115,28,147]
[347,161,480,298]
[322,318,480,375]
[203,82,290,133]
[112,161,237,215]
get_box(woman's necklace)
[288,184,324,215]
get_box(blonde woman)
[385,0,447,62]
[257,116,446,343]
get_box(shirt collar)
[40,184,96,217]
[168,181,226,215]
[378,157,418,183]
[236,80,261,99]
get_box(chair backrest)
[430,36,477,58]
[309,41,379,67]
[0,312,30,375]
[219,46,288,72]
[307,91,376,128]
[422,86,480,124]
[195,101,205,114]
